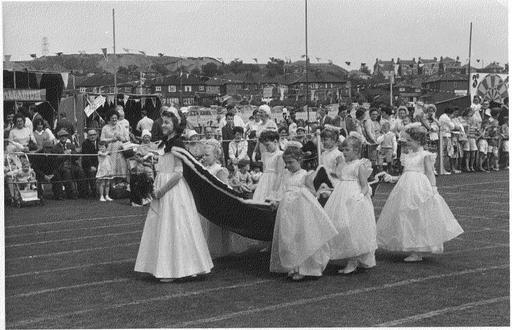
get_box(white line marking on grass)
[451,206,509,215]
[454,237,509,247]
[6,242,140,261]
[6,222,141,239]
[442,245,508,256]
[5,258,135,278]
[168,265,509,328]
[374,296,509,327]
[440,181,508,189]
[6,278,132,298]
[10,280,272,328]
[8,245,508,299]
[5,214,145,229]
[5,230,141,248]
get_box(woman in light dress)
[135,108,213,282]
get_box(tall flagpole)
[305,0,310,132]
[467,22,472,100]
[113,8,117,105]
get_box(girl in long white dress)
[319,126,345,185]
[253,130,285,202]
[377,124,464,262]
[325,135,378,274]
[270,144,338,281]
[135,109,213,282]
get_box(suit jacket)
[81,139,99,170]
[52,141,78,169]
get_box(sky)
[1,0,509,70]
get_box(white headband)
[165,107,181,124]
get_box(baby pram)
[5,152,42,208]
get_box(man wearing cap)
[81,129,100,197]
[51,129,87,199]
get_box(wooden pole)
[113,8,117,105]
[305,0,310,133]
[467,22,472,100]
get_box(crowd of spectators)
[4,96,508,206]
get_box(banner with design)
[470,73,508,104]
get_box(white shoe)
[142,198,150,206]
[126,186,131,192]
[105,196,113,202]
[453,169,461,174]
[339,260,358,274]
[131,202,142,207]
[433,170,438,176]
[159,278,175,283]
[99,196,106,202]
[404,254,423,262]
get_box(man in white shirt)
[228,126,249,169]
[136,109,154,135]
[438,107,458,174]
[219,105,245,131]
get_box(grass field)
[4,170,510,328]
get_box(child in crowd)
[252,130,285,202]
[186,130,204,161]
[376,121,397,173]
[250,162,263,185]
[325,135,377,274]
[461,107,478,172]
[269,144,338,281]
[135,108,213,282]
[485,108,501,171]
[500,113,508,169]
[319,126,344,185]
[397,115,412,173]
[228,126,249,170]
[8,158,37,191]
[96,140,113,202]
[450,108,464,173]
[377,124,463,262]
[278,126,289,151]
[476,120,490,172]
[230,159,254,199]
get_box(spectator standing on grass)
[438,107,458,174]
[135,108,213,282]
[101,110,130,186]
[221,112,236,166]
[228,126,249,169]
[377,124,464,262]
[96,140,113,202]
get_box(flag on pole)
[253,58,258,63]
[345,61,351,66]
[301,54,306,58]
[101,48,108,62]
[315,57,321,62]
[30,54,37,59]
[139,50,146,55]
[123,48,130,53]
[56,52,63,56]
[158,53,164,57]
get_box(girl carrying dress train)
[270,144,338,281]
[134,108,213,282]
[252,130,285,202]
[377,123,464,262]
[325,134,378,274]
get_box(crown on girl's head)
[285,140,303,149]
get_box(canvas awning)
[3,88,46,101]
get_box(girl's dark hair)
[13,113,26,124]
[233,126,244,135]
[341,136,363,155]
[283,145,303,161]
[355,108,366,120]
[98,140,108,147]
[106,109,120,121]
[161,109,186,136]
[278,126,288,134]
[320,128,339,140]
[405,126,428,146]
[33,118,45,130]
[259,130,280,143]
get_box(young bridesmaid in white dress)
[252,130,285,202]
[134,108,213,282]
[270,144,338,281]
[377,123,464,262]
[319,126,345,185]
[325,134,378,274]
